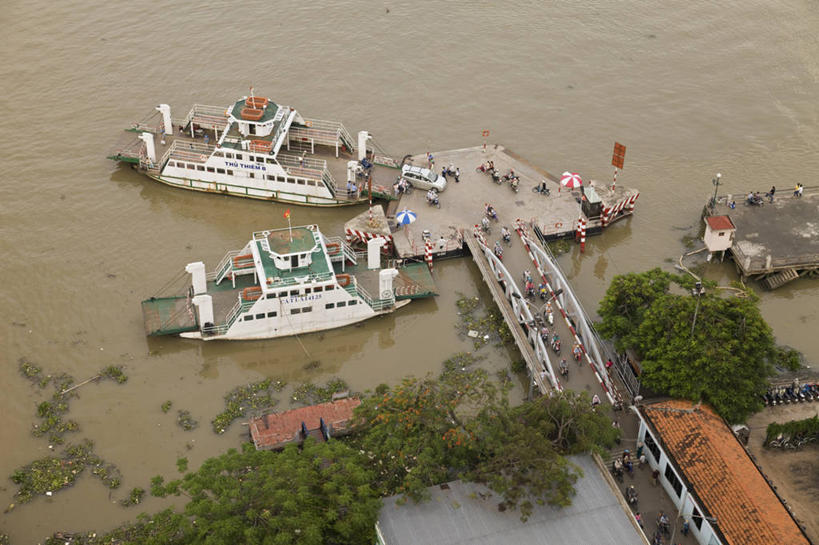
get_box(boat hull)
[145,173,366,208]
[180,300,409,341]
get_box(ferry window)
[217,168,225,174]
[337,301,346,308]
[266,158,275,164]
[249,173,256,179]
[226,153,233,159]
[255,156,263,163]
[305,288,311,294]
[170,162,177,167]
[314,286,323,293]
[214,151,224,157]
[197,165,205,171]
[297,179,306,185]
[291,308,301,315]
[267,311,277,318]
[664,464,683,497]
[302,306,312,313]
[267,175,274,181]
[227,170,234,175]
[255,313,265,319]
[349,300,357,306]
[244,315,254,321]
[187,164,195,170]
[207,167,215,173]
[325,303,335,309]
[289,290,299,297]
[325,285,334,291]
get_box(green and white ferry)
[109,92,398,207]
[141,225,415,341]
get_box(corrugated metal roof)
[377,455,645,545]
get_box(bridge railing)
[470,229,560,393]
[520,228,618,402]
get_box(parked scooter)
[626,485,638,509]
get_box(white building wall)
[637,419,722,545]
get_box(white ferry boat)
[109,92,399,207]
[141,225,415,341]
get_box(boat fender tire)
[555,222,563,229]
[337,274,351,288]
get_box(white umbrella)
[396,209,417,225]
[560,172,583,189]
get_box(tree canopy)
[597,269,776,423]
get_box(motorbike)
[425,192,441,208]
[501,229,512,245]
[626,486,638,509]
[493,241,503,261]
[572,345,583,363]
[559,360,569,378]
[485,206,499,221]
[481,217,491,235]
[551,336,561,354]
[510,177,519,192]
[491,171,502,184]
[532,182,551,196]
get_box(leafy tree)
[352,364,501,500]
[179,440,380,545]
[598,270,776,422]
[596,267,673,351]
[468,391,618,520]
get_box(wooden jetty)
[707,189,819,289]
[369,146,639,262]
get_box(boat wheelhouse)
[142,225,411,341]
[109,93,400,207]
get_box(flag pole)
[288,216,292,242]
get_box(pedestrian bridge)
[465,219,620,403]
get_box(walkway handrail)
[518,223,617,403]
[467,230,560,393]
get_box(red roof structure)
[705,215,735,231]
[249,397,361,450]
[641,400,810,545]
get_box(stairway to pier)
[761,268,798,290]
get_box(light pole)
[710,172,722,209]
[690,281,705,336]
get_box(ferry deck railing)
[203,298,255,337]
[344,279,394,312]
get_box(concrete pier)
[386,146,639,260]
[708,189,819,288]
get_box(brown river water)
[2,1,818,541]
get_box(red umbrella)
[560,172,583,189]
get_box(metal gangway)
[515,219,622,403]
[464,231,561,396]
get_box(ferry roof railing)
[183,104,230,131]
[165,140,216,166]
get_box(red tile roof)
[641,400,809,545]
[705,215,735,231]
[249,397,361,450]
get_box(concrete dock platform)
[709,190,819,287]
[386,146,638,260]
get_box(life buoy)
[554,222,563,229]
[336,274,351,288]
[233,254,254,268]
[242,286,262,301]
[326,242,341,254]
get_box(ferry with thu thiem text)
[109,91,400,207]
[141,224,436,341]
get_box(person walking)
[652,468,660,486]
[635,512,643,529]
[767,185,776,202]
[455,167,460,183]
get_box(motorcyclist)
[559,358,568,376]
[481,216,490,233]
[485,203,498,220]
[426,188,438,204]
[501,226,511,242]
[493,241,503,259]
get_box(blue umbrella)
[396,209,417,226]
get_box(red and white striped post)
[576,216,587,252]
[612,168,618,191]
[424,238,434,271]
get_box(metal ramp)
[393,262,437,299]
[141,296,197,336]
[289,118,356,156]
[761,268,799,290]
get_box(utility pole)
[691,281,705,336]
[710,173,722,209]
